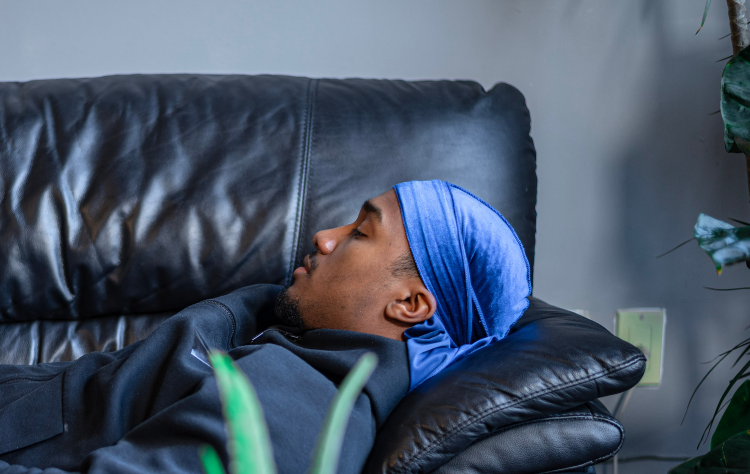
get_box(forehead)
[370,188,398,207]
[365,189,400,222]
[365,189,407,240]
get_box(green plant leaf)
[696,0,712,34]
[684,350,734,424]
[721,45,750,153]
[200,445,227,474]
[670,431,750,473]
[712,380,750,448]
[682,337,750,425]
[667,455,702,474]
[694,213,750,273]
[683,336,750,448]
[308,353,378,474]
[656,238,695,259]
[702,430,750,468]
[732,339,750,368]
[699,358,750,446]
[209,351,277,474]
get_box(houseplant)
[198,351,378,474]
[667,2,750,471]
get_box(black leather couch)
[0,74,646,473]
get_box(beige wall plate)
[615,308,666,387]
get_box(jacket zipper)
[251,328,301,344]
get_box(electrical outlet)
[615,308,666,387]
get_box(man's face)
[277,189,415,333]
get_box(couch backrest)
[0,74,536,323]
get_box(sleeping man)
[0,180,531,474]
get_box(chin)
[274,287,305,328]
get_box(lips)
[292,254,312,276]
[292,253,316,277]
[303,254,312,273]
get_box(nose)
[312,225,347,254]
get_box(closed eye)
[352,228,366,238]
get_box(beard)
[274,288,304,328]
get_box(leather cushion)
[0,75,536,324]
[296,79,537,287]
[0,313,173,364]
[364,297,646,474]
[430,400,622,474]
[0,74,312,323]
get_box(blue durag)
[394,180,532,390]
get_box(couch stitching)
[285,78,317,287]
[467,412,617,441]
[390,355,645,474]
[294,79,318,275]
[284,79,311,287]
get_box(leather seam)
[295,79,318,275]
[391,355,645,474]
[472,412,622,445]
[286,78,317,287]
[285,78,312,286]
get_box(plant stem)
[727,0,750,54]
[727,1,750,201]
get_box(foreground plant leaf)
[721,45,750,153]
[200,445,226,474]
[712,380,750,449]
[696,0,712,34]
[694,213,750,273]
[309,353,378,474]
[209,351,276,474]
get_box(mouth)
[293,254,313,276]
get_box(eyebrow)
[362,200,383,223]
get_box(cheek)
[328,255,391,308]
[298,245,393,326]
[318,253,383,307]
[331,255,385,292]
[321,246,374,281]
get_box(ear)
[385,279,437,326]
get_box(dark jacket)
[0,284,410,474]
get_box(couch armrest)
[430,400,622,474]
[364,297,645,474]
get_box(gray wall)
[3,1,749,472]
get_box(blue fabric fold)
[394,180,532,390]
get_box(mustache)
[309,251,319,271]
